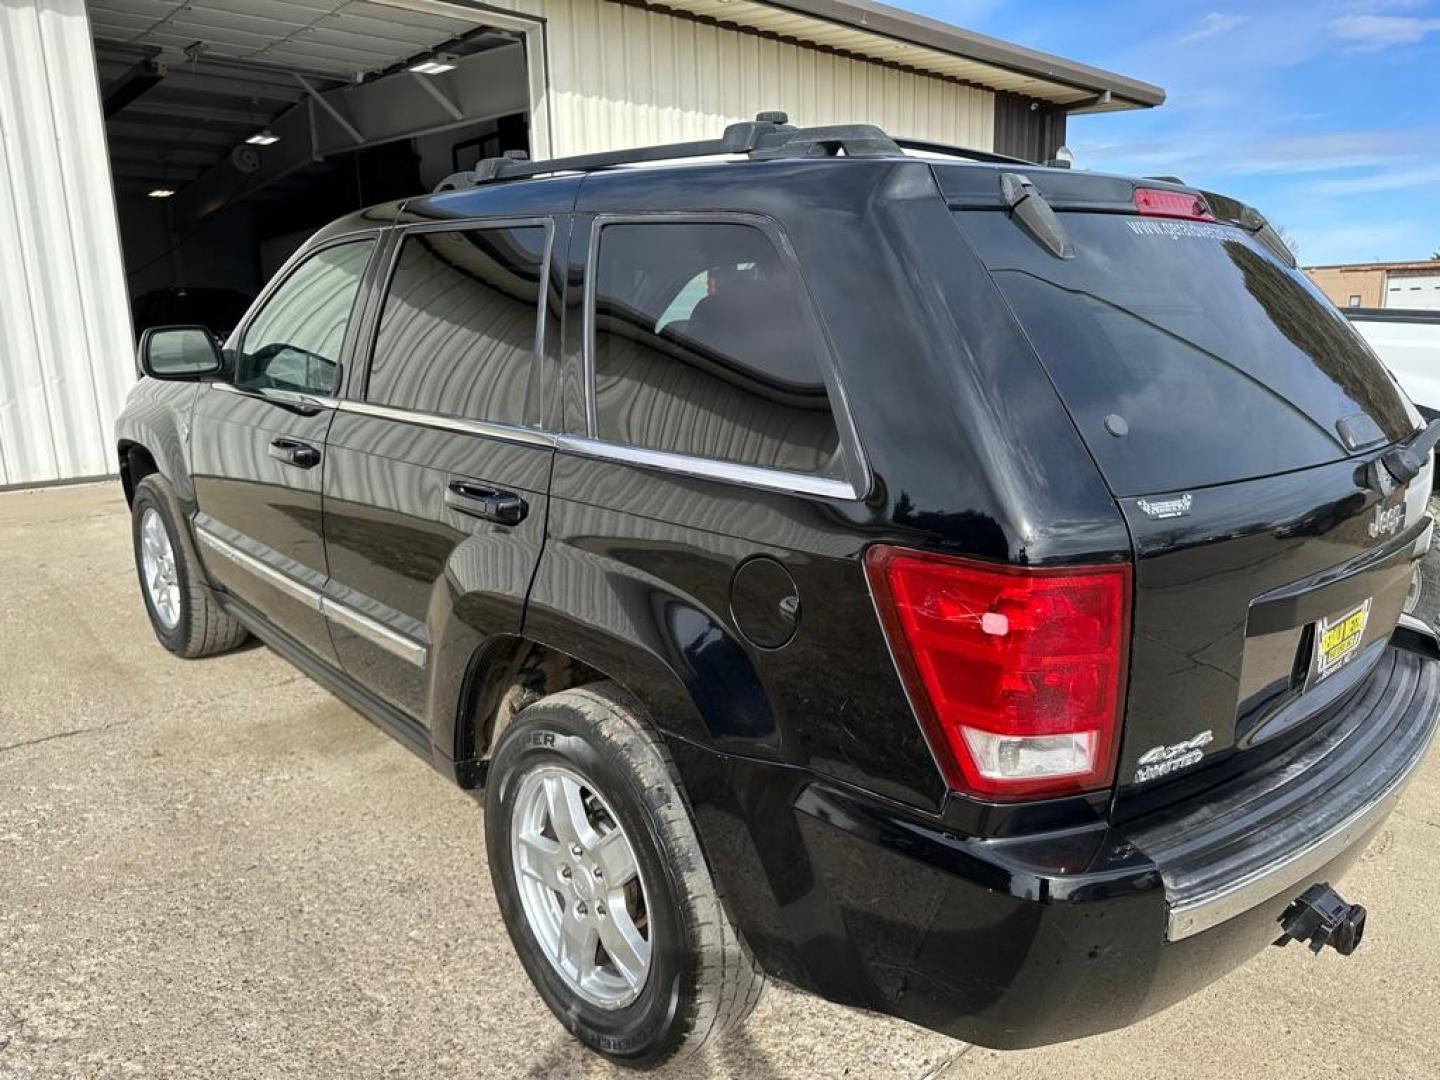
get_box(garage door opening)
[89,0,535,342]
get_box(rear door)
[321,218,559,722]
[524,205,939,807]
[953,204,1432,817]
[191,237,376,663]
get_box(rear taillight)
[1133,187,1214,221]
[865,546,1131,801]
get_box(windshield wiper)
[1381,418,1440,484]
[999,173,1073,260]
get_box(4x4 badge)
[1134,730,1214,784]
[1136,493,1192,520]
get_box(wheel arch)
[445,634,609,785]
[118,440,159,506]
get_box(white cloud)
[1309,162,1440,196]
[1330,14,1440,48]
[1179,12,1254,44]
[1073,126,1440,183]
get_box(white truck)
[1347,308,1440,419]
[1347,307,1440,625]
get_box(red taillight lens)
[1133,187,1214,221]
[865,546,1131,801]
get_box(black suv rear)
[116,117,1440,1067]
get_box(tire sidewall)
[131,481,191,654]
[486,707,691,1067]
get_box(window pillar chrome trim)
[333,399,557,449]
[212,382,340,411]
[556,435,859,500]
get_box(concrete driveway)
[3,482,1439,1079]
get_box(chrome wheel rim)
[510,764,652,1009]
[139,507,181,630]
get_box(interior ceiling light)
[147,188,175,199]
[409,53,458,75]
[246,129,279,146]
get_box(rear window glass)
[956,211,1414,497]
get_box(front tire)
[485,683,763,1068]
[131,475,248,658]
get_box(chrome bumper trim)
[1166,668,1437,941]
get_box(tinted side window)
[238,240,373,395]
[592,222,840,474]
[367,226,547,426]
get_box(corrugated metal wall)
[992,90,1066,163]
[533,0,996,156]
[0,0,134,488]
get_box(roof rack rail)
[890,137,1033,166]
[433,112,912,192]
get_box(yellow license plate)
[1315,599,1371,680]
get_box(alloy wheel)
[510,764,652,1009]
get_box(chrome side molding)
[318,596,426,667]
[194,525,427,668]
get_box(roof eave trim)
[755,0,1166,107]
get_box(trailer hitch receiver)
[1273,882,1366,956]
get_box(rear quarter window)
[590,221,842,476]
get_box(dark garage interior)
[88,0,532,339]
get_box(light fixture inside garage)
[246,129,280,146]
[147,188,175,199]
[409,53,458,75]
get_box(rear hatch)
[944,169,1432,818]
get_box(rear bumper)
[679,626,1440,1049]
[1146,615,1440,943]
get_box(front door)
[190,238,376,663]
[322,219,558,723]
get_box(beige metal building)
[1307,260,1440,312]
[1,0,1163,488]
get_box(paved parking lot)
[3,482,1440,1079]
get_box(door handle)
[269,437,321,469]
[445,480,528,525]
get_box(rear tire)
[485,683,763,1068]
[131,475,248,658]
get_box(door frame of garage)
[372,0,554,160]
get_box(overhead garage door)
[1389,274,1440,312]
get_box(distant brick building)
[1306,260,1440,312]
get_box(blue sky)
[891,0,1440,265]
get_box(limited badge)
[1315,598,1371,680]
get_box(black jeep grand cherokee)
[117,117,1440,1067]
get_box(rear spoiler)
[1199,189,1297,268]
[935,166,1299,269]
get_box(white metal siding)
[1387,273,1440,312]
[380,0,997,157]
[0,0,134,487]
[540,0,994,156]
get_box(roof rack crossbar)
[434,114,911,192]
